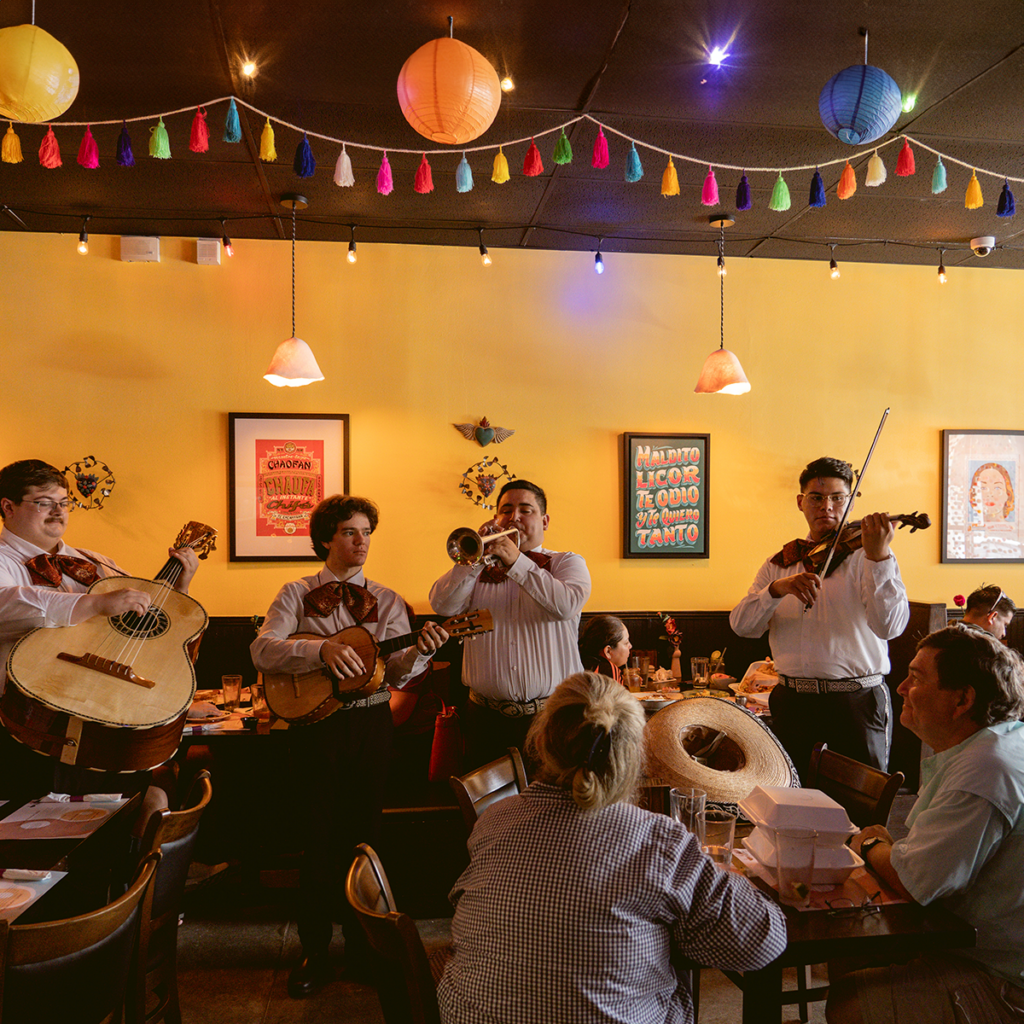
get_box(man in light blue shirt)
[827,624,1024,1024]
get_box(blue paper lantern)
[819,64,902,145]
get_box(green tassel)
[931,156,948,194]
[769,172,791,211]
[223,98,242,143]
[149,117,171,159]
[553,128,573,165]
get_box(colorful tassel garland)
[809,169,826,208]
[260,119,277,162]
[2,122,22,164]
[190,107,209,153]
[661,156,679,197]
[149,117,171,159]
[838,161,857,200]
[553,128,572,165]
[117,121,135,167]
[334,144,354,187]
[592,126,609,169]
[377,152,394,195]
[769,173,791,212]
[896,139,915,177]
[414,153,434,193]
[625,144,643,182]
[223,98,241,143]
[293,134,315,177]
[997,179,1016,218]
[77,125,99,169]
[865,151,887,187]
[492,147,510,184]
[701,166,719,206]
[735,173,752,211]
[965,169,983,209]
[523,139,543,176]
[931,156,947,194]
[39,125,61,168]
[456,154,473,192]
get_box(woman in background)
[578,614,631,683]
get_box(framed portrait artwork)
[941,429,1024,563]
[622,433,709,558]
[229,413,350,561]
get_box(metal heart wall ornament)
[459,457,516,509]
[453,416,515,447]
[62,456,116,511]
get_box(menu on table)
[0,870,66,922]
[0,798,128,841]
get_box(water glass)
[250,679,271,719]
[698,809,737,869]
[774,827,817,907]
[669,787,707,836]
[221,674,243,712]
[690,656,710,688]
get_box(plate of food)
[634,692,679,711]
[728,681,771,706]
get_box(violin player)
[729,456,909,776]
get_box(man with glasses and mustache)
[730,457,909,775]
[960,584,1016,641]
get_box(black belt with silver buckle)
[777,674,882,694]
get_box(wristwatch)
[860,836,889,859]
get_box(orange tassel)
[837,161,856,200]
[661,156,679,196]
[39,125,61,169]
[965,169,983,209]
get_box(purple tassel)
[997,179,1016,218]
[293,133,315,178]
[735,173,752,211]
[116,121,135,167]
[809,169,826,208]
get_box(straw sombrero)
[645,694,798,803]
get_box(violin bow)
[815,407,890,582]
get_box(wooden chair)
[126,769,213,1024]
[806,742,905,828]
[345,843,444,1024]
[0,853,159,1024]
[448,747,528,835]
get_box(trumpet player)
[430,480,591,770]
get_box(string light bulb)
[500,76,515,92]
[77,215,90,255]
[478,227,491,267]
[937,248,947,285]
[347,225,357,264]
[829,244,840,279]
[594,238,604,275]
[220,219,233,258]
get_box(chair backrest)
[0,853,158,1024]
[449,746,528,835]
[345,843,441,1024]
[806,742,905,828]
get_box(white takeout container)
[743,827,863,885]
[738,786,857,846]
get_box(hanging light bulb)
[76,215,90,255]
[829,244,840,279]
[695,215,751,395]
[594,238,604,275]
[220,219,234,258]
[478,227,491,267]
[937,248,947,285]
[264,194,324,387]
[347,225,357,264]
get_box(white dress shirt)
[729,547,909,678]
[429,547,590,702]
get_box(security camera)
[971,236,996,258]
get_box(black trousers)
[767,682,891,782]
[462,699,537,774]
[289,701,393,958]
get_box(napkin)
[40,792,122,803]
[0,868,50,880]
[651,667,674,682]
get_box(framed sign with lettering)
[229,413,350,561]
[622,433,709,558]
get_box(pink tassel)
[896,138,915,177]
[523,139,543,176]
[592,127,609,169]
[414,153,434,193]
[39,125,61,168]
[76,125,99,169]
[190,107,209,153]
[377,152,393,195]
[701,165,719,206]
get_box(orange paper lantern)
[397,37,500,145]
[0,24,79,123]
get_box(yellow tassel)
[491,147,510,184]
[661,156,679,196]
[965,169,983,209]
[2,122,22,163]
[259,119,277,162]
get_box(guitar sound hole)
[111,608,171,639]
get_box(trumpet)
[446,523,520,566]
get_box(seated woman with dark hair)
[438,672,787,1024]
[578,614,631,683]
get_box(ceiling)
[1,0,1022,271]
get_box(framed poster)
[622,433,709,558]
[942,429,1024,563]
[229,413,349,561]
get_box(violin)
[802,512,931,578]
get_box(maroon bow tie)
[480,550,552,585]
[25,553,99,588]
[302,580,379,623]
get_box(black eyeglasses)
[825,891,881,918]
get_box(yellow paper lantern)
[0,24,79,123]
[397,37,500,145]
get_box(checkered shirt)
[438,784,787,1024]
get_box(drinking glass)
[698,809,737,869]
[774,827,817,907]
[690,656,710,688]
[249,679,271,719]
[669,787,707,836]
[221,674,243,712]
[622,667,642,692]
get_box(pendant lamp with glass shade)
[694,215,751,395]
[264,193,325,387]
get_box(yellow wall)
[1,232,1022,617]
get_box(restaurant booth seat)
[449,747,528,837]
[0,853,159,1024]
